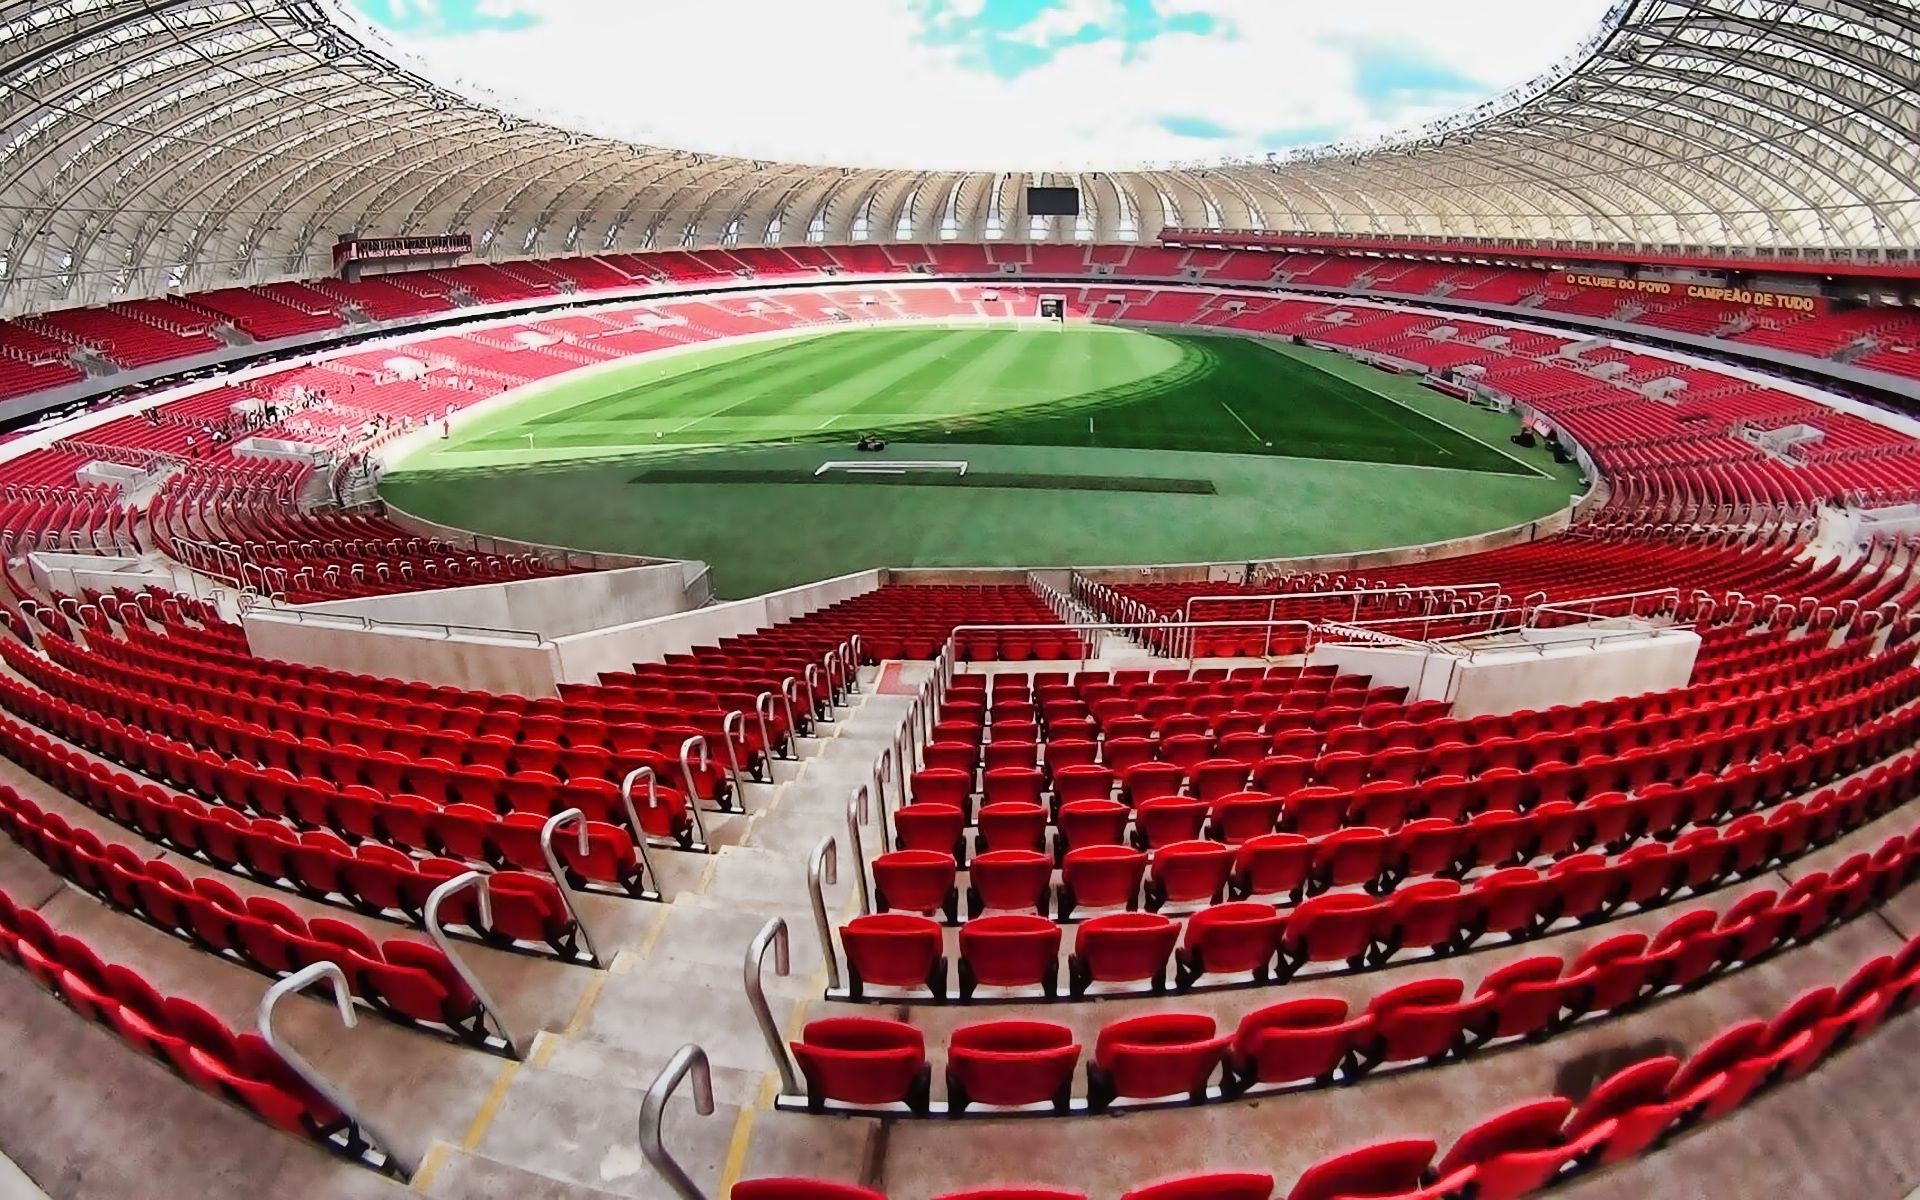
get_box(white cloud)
[368,0,1618,170]
[1003,0,1122,46]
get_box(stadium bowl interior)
[3,3,1920,1200]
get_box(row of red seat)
[0,671,665,901]
[874,664,1920,920]
[110,594,839,744]
[917,656,1889,806]
[740,907,1920,1200]
[36,633,745,802]
[0,699,591,962]
[0,880,382,1168]
[5,244,1918,373]
[896,651,1916,862]
[123,610,810,736]
[0,785,503,1049]
[1099,537,1903,637]
[839,746,1917,1002]
[798,834,1915,1114]
[16,284,1915,603]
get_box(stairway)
[402,672,909,1198]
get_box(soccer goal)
[814,460,969,477]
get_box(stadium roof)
[3,0,1919,316]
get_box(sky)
[344,0,1619,170]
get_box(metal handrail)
[845,783,873,915]
[805,664,826,719]
[720,710,749,799]
[626,762,704,851]
[871,744,896,854]
[257,962,414,1178]
[537,809,603,963]
[638,1044,716,1200]
[753,691,782,761]
[257,606,547,643]
[780,677,805,740]
[807,836,842,993]
[941,617,1318,668]
[743,917,800,1096]
[423,872,523,1057]
[678,735,712,813]
[1184,583,1507,636]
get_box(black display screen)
[1026,186,1081,216]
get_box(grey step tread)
[31,877,504,1150]
[417,1146,636,1200]
[0,963,410,1200]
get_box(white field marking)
[815,414,843,430]
[1254,341,1552,479]
[1217,400,1264,444]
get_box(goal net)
[814,460,969,477]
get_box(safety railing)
[1071,575,1160,642]
[258,962,414,1178]
[638,1044,716,1200]
[844,784,876,915]
[1313,602,1523,647]
[538,810,609,959]
[625,763,705,858]
[255,605,547,644]
[1181,582,1507,654]
[422,872,526,1057]
[743,917,802,1097]
[806,836,844,994]
[937,618,1321,671]
[1525,586,1684,626]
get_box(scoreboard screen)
[1026,186,1081,217]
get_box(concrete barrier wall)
[1307,642,1461,703]
[27,553,174,602]
[1309,624,1699,718]
[294,560,698,639]
[549,569,882,685]
[243,609,563,697]
[1446,628,1700,718]
[235,564,877,696]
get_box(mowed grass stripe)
[526,333,843,427]
[729,328,988,421]
[795,328,993,426]
[689,328,960,421]
[900,327,1052,416]
[613,329,933,422]
[497,330,956,449]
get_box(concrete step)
[0,962,410,1200]
[3,852,506,1168]
[626,894,840,980]
[693,844,840,908]
[417,1145,634,1200]
[464,1067,875,1200]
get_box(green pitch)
[384,324,1583,598]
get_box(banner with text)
[1560,272,1824,314]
